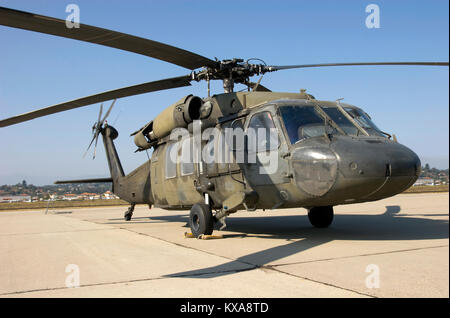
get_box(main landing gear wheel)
[189,203,214,237]
[308,206,334,228]
[124,204,135,221]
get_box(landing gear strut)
[124,203,135,221]
[308,206,334,228]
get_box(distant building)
[63,193,80,201]
[80,192,98,200]
[103,191,119,199]
[413,177,435,186]
[0,194,31,203]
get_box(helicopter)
[0,6,448,237]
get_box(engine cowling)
[133,95,204,150]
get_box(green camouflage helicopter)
[0,7,448,237]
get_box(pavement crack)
[0,268,258,296]
[98,225,375,297]
[0,276,167,296]
[269,245,449,267]
[0,228,113,237]
[261,265,376,298]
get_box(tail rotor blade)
[83,133,97,158]
[92,132,100,160]
[101,99,116,124]
[97,103,103,123]
[112,109,122,126]
[84,100,117,159]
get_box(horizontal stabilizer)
[54,178,113,184]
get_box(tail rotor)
[83,99,116,159]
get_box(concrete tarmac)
[0,193,448,298]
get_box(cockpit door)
[243,106,291,186]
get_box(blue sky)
[0,0,448,185]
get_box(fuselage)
[139,92,420,211]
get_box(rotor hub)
[191,58,270,92]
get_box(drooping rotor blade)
[0,7,216,70]
[265,62,449,72]
[0,75,192,127]
[54,178,113,184]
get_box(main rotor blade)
[266,61,449,72]
[0,75,192,127]
[0,7,216,70]
[54,177,113,184]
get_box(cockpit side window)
[247,111,279,152]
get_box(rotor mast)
[223,78,234,93]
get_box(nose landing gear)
[308,206,334,228]
[124,204,135,221]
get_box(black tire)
[308,206,334,228]
[124,210,133,221]
[189,203,214,237]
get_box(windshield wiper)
[335,101,369,136]
[313,104,346,137]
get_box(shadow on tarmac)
[155,205,449,278]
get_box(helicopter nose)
[330,137,421,202]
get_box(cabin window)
[153,166,158,184]
[152,146,159,162]
[165,142,178,179]
[203,132,216,175]
[203,133,216,165]
[217,131,230,169]
[180,137,195,176]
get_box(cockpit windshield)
[343,107,384,137]
[279,105,343,144]
[279,104,385,144]
[321,106,359,136]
